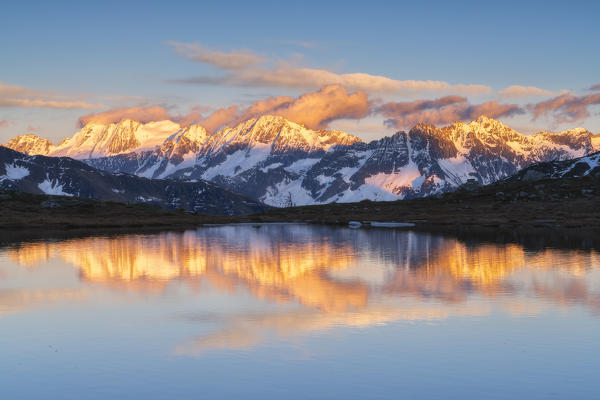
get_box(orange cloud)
[238,96,293,120]
[196,106,239,132]
[197,85,370,131]
[76,86,368,131]
[531,93,600,122]
[168,42,491,96]
[380,97,524,129]
[78,106,173,126]
[270,85,370,129]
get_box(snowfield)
[38,179,73,196]
[1,164,30,180]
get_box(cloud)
[276,40,317,49]
[198,85,370,131]
[0,81,100,110]
[498,85,555,98]
[78,106,173,126]
[168,42,491,96]
[76,85,368,131]
[267,85,370,129]
[0,98,99,109]
[379,97,524,129]
[531,93,600,123]
[0,120,9,128]
[238,96,293,120]
[589,84,600,91]
[196,106,239,132]
[167,41,265,70]
[377,96,467,116]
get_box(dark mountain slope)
[0,146,268,215]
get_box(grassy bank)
[2,175,599,249]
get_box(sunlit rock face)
[49,120,183,159]
[13,115,595,206]
[4,134,55,156]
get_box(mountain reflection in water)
[3,225,600,354]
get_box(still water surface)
[1,225,599,399]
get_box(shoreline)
[2,174,599,249]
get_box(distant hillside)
[0,146,268,215]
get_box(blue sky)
[1,0,599,142]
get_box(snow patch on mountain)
[202,145,271,180]
[438,156,476,184]
[284,158,321,174]
[38,179,73,196]
[1,164,30,180]
[262,178,314,207]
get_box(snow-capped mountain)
[507,151,600,182]
[0,146,268,215]
[50,119,186,159]
[5,115,598,206]
[5,134,55,156]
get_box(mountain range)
[507,150,600,182]
[4,115,599,206]
[0,147,267,215]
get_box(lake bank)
[2,175,599,249]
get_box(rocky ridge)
[5,115,598,206]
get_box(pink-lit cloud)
[589,84,600,91]
[168,42,491,96]
[531,93,600,123]
[77,85,370,132]
[0,81,100,110]
[78,106,173,126]
[377,96,467,116]
[167,42,265,70]
[190,85,370,131]
[195,106,240,132]
[264,85,370,129]
[0,120,9,128]
[498,85,556,98]
[379,97,524,129]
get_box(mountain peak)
[470,115,510,130]
[410,122,438,133]
[4,134,55,156]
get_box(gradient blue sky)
[1,0,599,142]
